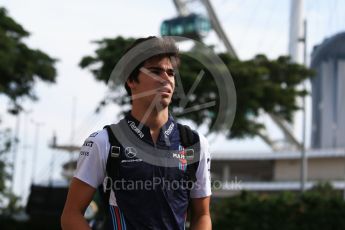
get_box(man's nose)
[160,72,175,88]
[160,71,170,81]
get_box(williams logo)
[176,145,187,171]
[164,123,174,138]
[172,148,194,161]
[128,120,144,138]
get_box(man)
[61,36,212,230]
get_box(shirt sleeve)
[190,134,212,198]
[73,130,108,189]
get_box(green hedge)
[0,216,61,230]
[212,183,345,230]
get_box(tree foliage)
[0,7,57,114]
[0,7,57,214]
[80,36,314,138]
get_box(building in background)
[211,149,345,197]
[311,32,345,149]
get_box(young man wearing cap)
[61,36,212,230]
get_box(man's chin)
[158,98,171,109]
[149,96,171,111]
[159,100,170,108]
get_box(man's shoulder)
[177,124,210,144]
[181,128,209,157]
[176,122,199,140]
[84,128,109,146]
[79,128,110,162]
[197,133,207,144]
[85,121,124,146]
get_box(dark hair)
[123,36,180,97]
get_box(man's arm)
[190,196,212,230]
[61,178,96,230]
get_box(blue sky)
[1,0,345,202]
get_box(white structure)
[288,0,304,64]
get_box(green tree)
[0,7,57,214]
[80,36,313,138]
[0,7,57,114]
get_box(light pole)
[31,119,44,184]
[10,112,21,193]
[299,19,308,192]
[20,109,32,204]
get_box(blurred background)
[1,0,345,229]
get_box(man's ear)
[126,79,136,90]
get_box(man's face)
[127,56,176,109]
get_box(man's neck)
[131,104,169,144]
[130,104,169,131]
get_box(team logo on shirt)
[125,147,137,158]
[80,151,89,156]
[83,141,94,147]
[89,132,98,137]
[173,147,195,171]
[164,123,174,138]
[172,148,194,160]
[176,145,187,171]
[127,120,144,138]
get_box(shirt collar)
[124,112,179,148]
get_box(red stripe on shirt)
[114,206,122,230]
